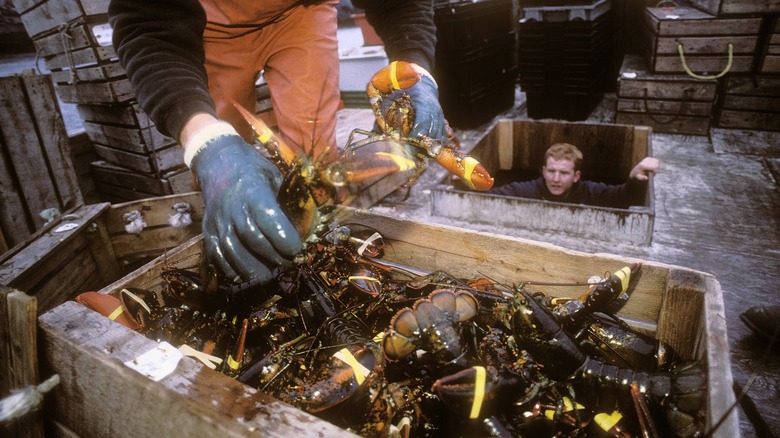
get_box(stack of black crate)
[434,0,517,129]
[517,0,612,121]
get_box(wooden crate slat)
[647,55,754,74]
[31,248,107,313]
[32,19,109,58]
[76,102,152,128]
[45,45,116,72]
[654,35,758,55]
[91,142,184,174]
[0,134,33,248]
[643,6,762,36]
[90,160,171,195]
[51,63,125,84]
[723,76,780,96]
[617,98,713,116]
[21,75,83,210]
[616,113,711,136]
[717,110,780,130]
[0,75,64,231]
[84,121,174,153]
[16,0,88,38]
[55,78,134,104]
[687,0,780,15]
[105,192,204,234]
[722,95,780,112]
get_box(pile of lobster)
[76,223,707,438]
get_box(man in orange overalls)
[109,0,444,282]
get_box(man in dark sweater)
[108,0,444,282]
[488,143,660,209]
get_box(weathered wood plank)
[722,95,780,112]
[21,74,83,210]
[0,75,60,230]
[686,0,780,15]
[39,302,357,438]
[0,132,32,248]
[76,102,152,128]
[90,161,172,195]
[643,6,762,36]
[16,0,88,38]
[105,192,204,234]
[617,98,713,116]
[55,78,134,104]
[717,110,780,131]
[91,142,184,174]
[45,45,116,72]
[50,63,125,84]
[616,113,711,136]
[83,121,174,153]
[31,19,110,58]
[4,289,43,438]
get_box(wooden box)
[716,75,780,130]
[687,0,780,16]
[0,193,204,314]
[759,18,780,74]
[38,209,739,437]
[616,55,717,136]
[12,0,109,39]
[90,160,194,203]
[0,73,83,253]
[431,119,656,246]
[641,5,761,75]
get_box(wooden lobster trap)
[616,55,717,136]
[36,208,739,437]
[641,4,761,75]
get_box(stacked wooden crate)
[0,73,83,254]
[12,0,193,202]
[618,3,778,134]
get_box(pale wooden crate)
[0,73,83,252]
[641,5,761,75]
[37,208,739,437]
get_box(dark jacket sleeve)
[488,177,545,199]
[353,0,436,71]
[580,179,647,209]
[109,0,217,140]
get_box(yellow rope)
[678,43,733,80]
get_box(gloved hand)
[185,121,303,282]
[378,65,447,142]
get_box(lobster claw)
[277,345,378,413]
[431,365,525,419]
[383,308,420,361]
[511,289,585,381]
[75,291,140,331]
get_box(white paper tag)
[622,72,637,79]
[53,223,79,233]
[92,23,114,47]
[124,342,183,381]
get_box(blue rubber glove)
[186,122,303,282]
[379,68,447,142]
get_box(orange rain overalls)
[199,0,341,164]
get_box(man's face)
[542,157,581,196]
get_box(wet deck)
[336,92,780,437]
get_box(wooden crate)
[12,0,109,39]
[687,0,780,15]
[0,73,83,252]
[616,55,716,136]
[760,17,780,74]
[91,160,194,203]
[641,5,761,75]
[0,193,204,314]
[37,208,739,437]
[91,141,184,175]
[716,75,780,130]
[431,119,656,246]
[77,102,154,129]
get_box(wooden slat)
[50,63,125,84]
[686,0,780,15]
[0,75,63,231]
[717,110,780,131]
[16,0,88,38]
[2,289,43,437]
[90,161,172,195]
[105,192,204,233]
[654,35,758,55]
[83,122,174,153]
[31,19,109,58]
[643,6,762,36]
[45,45,116,72]
[617,98,713,116]
[0,130,33,248]
[722,95,780,112]
[55,78,134,104]
[21,75,83,210]
[77,102,152,128]
[91,142,184,174]
[39,301,356,438]
[616,113,711,136]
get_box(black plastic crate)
[440,69,517,128]
[525,89,603,121]
[434,0,514,50]
[435,33,516,93]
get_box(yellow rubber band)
[373,332,384,343]
[470,366,486,419]
[461,156,479,190]
[333,348,370,385]
[390,61,400,90]
[348,275,381,283]
[615,266,631,292]
[594,411,623,431]
[227,354,241,370]
[107,306,124,321]
[376,151,416,171]
[258,127,272,144]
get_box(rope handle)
[677,43,733,80]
